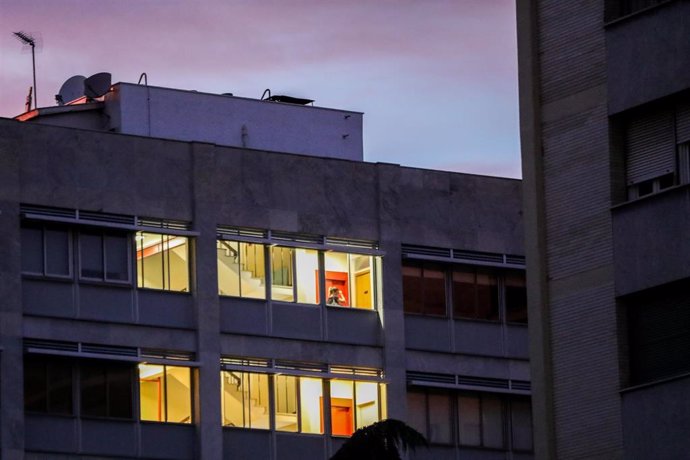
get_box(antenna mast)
[13,31,38,110]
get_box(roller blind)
[676,100,690,144]
[625,110,675,185]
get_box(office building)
[0,81,532,459]
[517,0,690,458]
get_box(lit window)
[136,232,190,292]
[79,230,130,282]
[217,241,266,299]
[21,225,71,277]
[330,380,383,436]
[139,364,192,424]
[221,371,269,429]
[274,375,323,434]
[271,247,319,304]
[324,252,377,310]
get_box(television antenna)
[13,31,39,110]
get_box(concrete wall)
[106,83,364,161]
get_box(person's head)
[329,286,338,294]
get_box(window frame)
[20,223,73,280]
[139,363,194,424]
[77,229,132,285]
[136,231,191,293]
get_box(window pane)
[81,363,107,417]
[453,270,476,318]
[167,236,189,292]
[511,399,533,451]
[506,273,528,323]
[48,361,74,415]
[137,233,164,289]
[108,365,133,419]
[351,255,374,309]
[24,357,48,412]
[423,267,446,316]
[239,243,266,299]
[355,381,380,429]
[275,375,298,432]
[45,228,70,276]
[222,371,244,427]
[21,226,44,273]
[105,234,130,281]
[300,377,323,434]
[428,393,452,444]
[166,366,192,423]
[476,273,499,321]
[330,380,354,436]
[403,265,423,314]
[296,248,319,304]
[80,232,104,279]
[140,364,165,422]
[325,252,350,307]
[406,392,428,437]
[458,395,481,446]
[218,241,241,297]
[482,395,505,449]
[271,247,294,302]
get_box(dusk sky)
[0,0,520,178]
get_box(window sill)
[219,293,267,302]
[140,420,194,426]
[22,273,73,283]
[604,0,675,27]
[137,287,192,296]
[222,425,271,432]
[78,278,133,289]
[326,304,377,313]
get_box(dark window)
[79,231,130,282]
[606,0,668,21]
[24,356,73,415]
[80,360,134,419]
[510,398,533,451]
[453,269,499,321]
[21,225,71,277]
[402,263,446,316]
[505,273,528,323]
[627,282,690,385]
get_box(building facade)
[518,0,690,458]
[1,86,531,459]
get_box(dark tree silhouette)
[330,419,428,460]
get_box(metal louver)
[626,110,675,185]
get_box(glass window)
[21,225,71,277]
[274,375,298,432]
[458,394,481,446]
[221,371,269,429]
[80,231,130,282]
[299,377,323,434]
[505,273,528,323]
[510,398,533,451]
[355,381,380,429]
[24,356,73,415]
[406,391,428,437]
[324,252,376,310]
[271,247,319,304]
[331,380,383,435]
[453,269,498,321]
[136,232,189,292]
[217,241,267,299]
[402,262,446,316]
[481,394,505,449]
[428,393,452,444]
[139,364,192,424]
[80,361,133,419]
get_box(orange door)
[330,397,354,436]
[355,271,372,308]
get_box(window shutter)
[625,111,675,185]
[676,100,690,144]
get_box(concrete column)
[191,143,223,459]
[376,163,407,420]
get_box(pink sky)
[0,0,519,177]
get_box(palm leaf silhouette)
[330,418,428,460]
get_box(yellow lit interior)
[139,363,192,423]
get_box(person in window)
[327,286,346,306]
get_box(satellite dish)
[57,75,86,105]
[84,72,112,98]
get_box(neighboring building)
[0,83,531,459]
[517,0,690,458]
